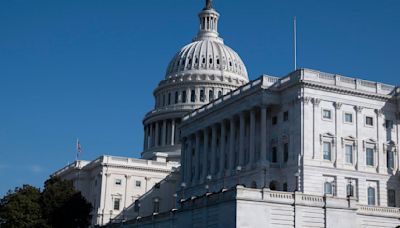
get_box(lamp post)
[236,166,242,186]
[205,175,212,194]
[172,193,178,210]
[180,182,186,202]
[294,171,300,192]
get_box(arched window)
[346,183,354,197]
[324,182,332,195]
[368,187,376,205]
[283,183,288,192]
[209,90,214,101]
[269,181,278,190]
[182,91,187,103]
[174,91,178,104]
[190,90,196,102]
[218,90,222,98]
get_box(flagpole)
[294,16,297,70]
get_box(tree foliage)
[0,177,92,228]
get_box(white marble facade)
[179,69,400,208]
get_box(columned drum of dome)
[141,1,249,161]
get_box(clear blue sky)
[0,0,399,196]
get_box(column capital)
[354,106,363,113]
[334,102,342,110]
[375,109,383,117]
[311,98,321,106]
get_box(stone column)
[312,98,321,159]
[211,124,217,175]
[203,128,209,179]
[376,109,386,173]
[143,126,148,150]
[162,120,167,146]
[171,119,175,146]
[261,106,267,162]
[155,121,160,147]
[249,109,256,167]
[187,136,193,185]
[238,112,245,166]
[219,120,226,177]
[194,131,201,183]
[355,106,363,171]
[334,102,342,167]
[229,117,236,171]
[149,123,154,148]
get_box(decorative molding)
[312,98,321,107]
[374,109,383,117]
[334,102,342,110]
[354,106,363,113]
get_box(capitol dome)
[142,1,249,161]
[165,5,248,82]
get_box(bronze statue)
[205,0,213,9]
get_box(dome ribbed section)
[165,40,248,81]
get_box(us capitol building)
[53,1,400,227]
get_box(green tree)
[0,185,45,228]
[41,176,92,228]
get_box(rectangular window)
[135,180,141,187]
[283,143,289,162]
[345,145,353,164]
[174,91,178,104]
[114,198,121,210]
[271,147,277,163]
[323,142,331,160]
[385,120,393,129]
[182,91,187,103]
[115,179,122,185]
[209,90,214,101]
[388,189,396,207]
[344,113,353,123]
[365,116,374,126]
[366,148,374,166]
[324,182,333,195]
[283,111,289,121]
[190,90,196,102]
[346,183,354,197]
[272,116,277,125]
[367,187,376,205]
[200,89,205,102]
[387,150,394,169]
[323,109,332,119]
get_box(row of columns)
[144,118,179,150]
[182,106,269,186]
[156,87,228,108]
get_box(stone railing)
[301,68,395,95]
[182,77,265,121]
[102,155,177,169]
[358,205,400,218]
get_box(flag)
[76,138,82,159]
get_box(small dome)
[165,40,248,81]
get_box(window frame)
[344,112,353,124]
[324,182,333,195]
[322,109,332,120]
[115,179,122,186]
[135,180,141,188]
[366,147,375,166]
[113,198,121,211]
[387,150,395,169]
[271,146,278,163]
[388,189,396,207]
[365,116,374,127]
[323,141,332,161]
[283,111,289,121]
[345,144,353,164]
[367,187,376,205]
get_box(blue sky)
[0,0,399,195]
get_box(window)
[209,90,214,101]
[365,116,374,126]
[114,198,121,210]
[323,142,331,160]
[344,113,353,123]
[200,89,205,102]
[135,180,141,187]
[324,182,333,195]
[217,59,220,64]
[271,147,277,163]
[387,150,394,169]
[367,187,376,205]
[218,90,222,98]
[209,58,212,64]
[346,183,354,197]
[272,116,277,125]
[115,179,122,185]
[283,111,289,121]
[283,143,289,162]
[283,183,288,192]
[323,109,332,119]
[202,58,206,64]
[174,91,178,104]
[388,189,396,207]
[182,91,187,103]
[385,120,393,129]
[366,148,374,166]
[190,90,195,102]
[345,145,353,164]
